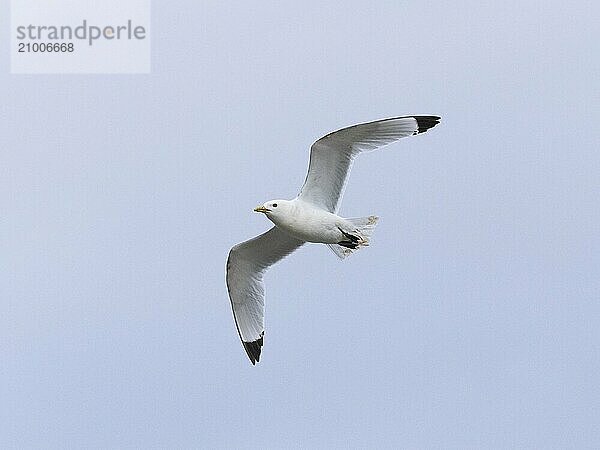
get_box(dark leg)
[338,240,359,249]
[338,227,361,243]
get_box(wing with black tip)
[298,116,441,212]
[226,227,304,364]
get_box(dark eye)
[272,203,278,207]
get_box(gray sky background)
[2,1,599,448]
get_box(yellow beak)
[253,205,270,213]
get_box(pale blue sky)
[2,1,599,448]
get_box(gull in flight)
[226,116,441,364]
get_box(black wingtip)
[243,332,264,365]
[414,115,441,134]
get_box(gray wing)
[298,116,441,213]
[226,227,304,364]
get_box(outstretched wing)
[226,227,304,364]
[298,116,440,212]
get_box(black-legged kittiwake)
[226,116,441,364]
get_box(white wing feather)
[226,227,304,364]
[298,116,440,212]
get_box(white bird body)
[258,198,358,244]
[226,115,441,364]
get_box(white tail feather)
[326,215,379,260]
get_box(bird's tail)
[326,215,379,260]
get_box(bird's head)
[253,199,290,218]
